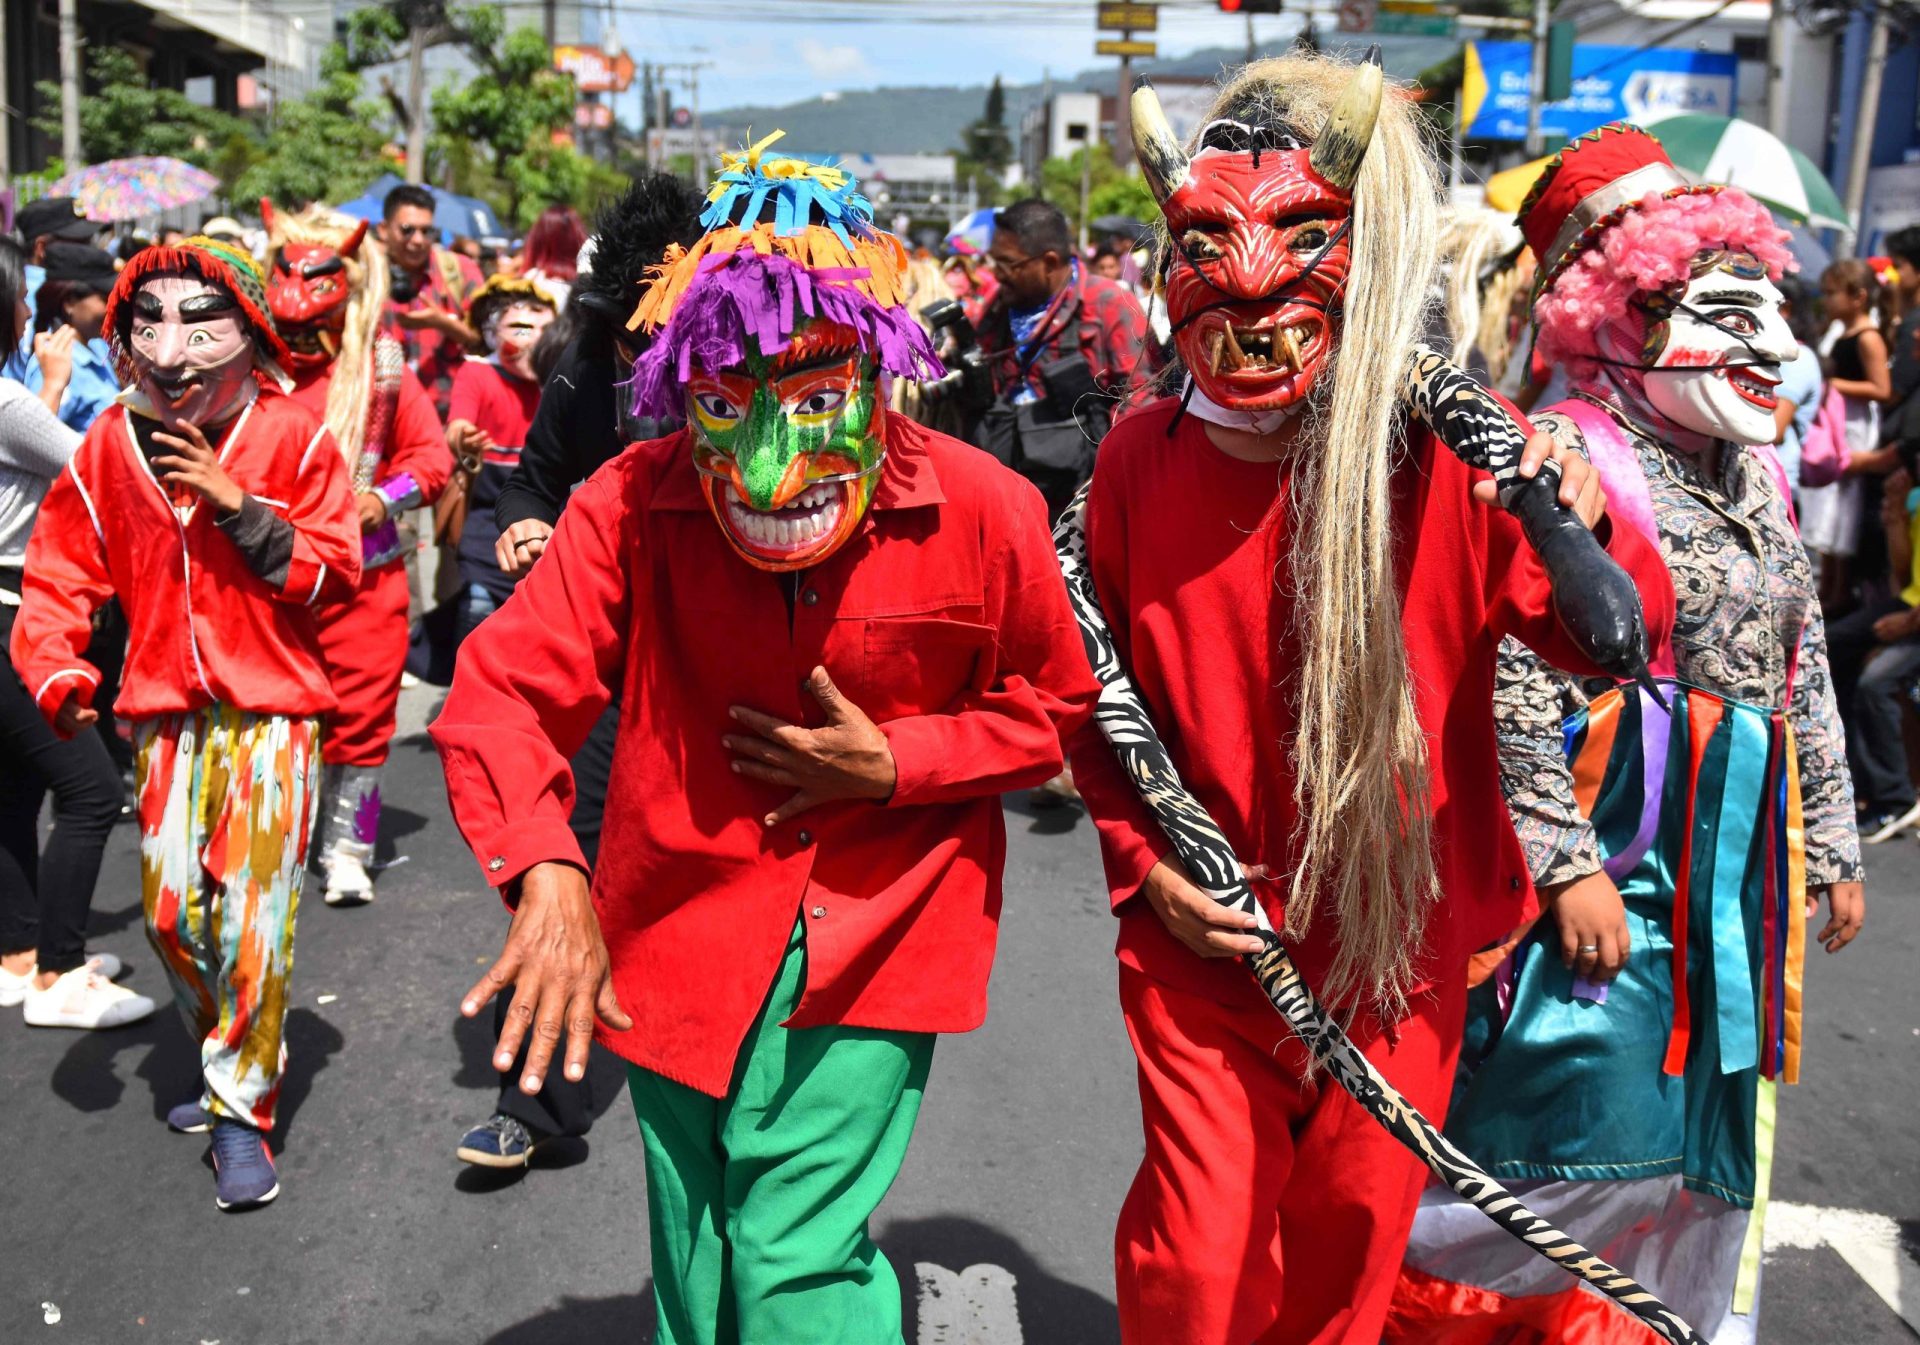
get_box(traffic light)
[1219,0,1285,12]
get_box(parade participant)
[1064,55,1675,1345]
[9,237,360,1210]
[454,172,703,1173]
[26,242,122,432]
[1390,124,1865,1343]
[381,184,481,420]
[432,137,1093,1340]
[440,275,556,644]
[264,201,452,906]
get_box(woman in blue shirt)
[24,243,120,434]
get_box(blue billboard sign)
[1466,41,1738,143]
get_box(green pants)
[626,919,936,1345]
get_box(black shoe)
[1862,800,1920,844]
[456,1113,550,1168]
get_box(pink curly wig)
[1535,187,1794,378]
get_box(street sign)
[1096,37,1158,57]
[574,102,614,130]
[1097,2,1159,30]
[1462,41,1737,142]
[1336,0,1377,33]
[552,44,636,94]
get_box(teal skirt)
[1445,681,1809,1208]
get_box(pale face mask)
[1636,252,1795,447]
[126,275,259,432]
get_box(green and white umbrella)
[1643,113,1852,233]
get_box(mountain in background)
[705,36,1457,157]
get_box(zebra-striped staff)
[1051,344,1703,1345]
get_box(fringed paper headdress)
[627,130,942,419]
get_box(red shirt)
[1067,401,1676,1008]
[431,416,1099,1096]
[979,267,1153,400]
[11,393,363,727]
[382,246,483,420]
[285,354,452,508]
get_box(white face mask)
[1639,255,1795,447]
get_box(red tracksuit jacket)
[1069,399,1679,1005]
[10,392,362,728]
[432,416,1100,1097]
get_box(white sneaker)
[22,960,156,1029]
[324,838,376,907]
[1,952,121,1007]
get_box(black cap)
[41,242,119,295]
[17,196,97,244]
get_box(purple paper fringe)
[628,249,945,420]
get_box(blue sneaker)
[456,1113,548,1168]
[210,1121,280,1210]
[167,1100,215,1134]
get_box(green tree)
[33,47,251,185]
[955,76,1014,206]
[234,46,394,209]
[427,16,595,222]
[1036,143,1155,242]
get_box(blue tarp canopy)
[334,173,510,248]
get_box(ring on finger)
[1577,943,1600,954]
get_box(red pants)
[1116,962,1468,1345]
[313,562,410,768]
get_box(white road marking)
[916,1262,1023,1344]
[1766,1200,1920,1332]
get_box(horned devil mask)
[1133,53,1382,413]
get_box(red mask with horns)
[1132,54,1382,413]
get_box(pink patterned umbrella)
[48,156,219,223]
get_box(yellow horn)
[1130,77,1190,207]
[1308,46,1384,191]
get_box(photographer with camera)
[380,184,482,422]
[975,199,1150,519]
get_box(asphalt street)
[3,683,1916,1344]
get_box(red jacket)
[285,354,451,509]
[1068,400,1677,1008]
[11,393,362,728]
[431,416,1099,1096]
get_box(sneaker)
[1861,799,1920,844]
[456,1113,549,1169]
[210,1120,280,1210]
[167,1101,216,1134]
[323,838,375,907]
[22,960,156,1029]
[2,952,124,1006]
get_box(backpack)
[1795,384,1851,487]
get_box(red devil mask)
[1133,52,1383,414]
[262,198,367,373]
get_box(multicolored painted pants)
[135,706,320,1132]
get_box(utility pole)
[1525,0,1548,156]
[1115,51,1133,169]
[405,23,428,183]
[1245,12,1255,62]
[0,0,11,182]
[1835,2,1890,260]
[1764,0,1789,139]
[690,64,704,184]
[58,0,82,166]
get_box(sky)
[582,2,1312,117]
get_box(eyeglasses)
[984,252,1043,274]
[393,224,434,238]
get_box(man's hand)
[725,667,897,826]
[1471,429,1607,529]
[496,518,555,575]
[1872,608,1920,643]
[1140,856,1266,959]
[460,861,631,1094]
[1542,869,1630,982]
[447,419,496,461]
[355,491,389,533]
[151,420,245,514]
[394,303,458,336]
[1809,881,1864,953]
[53,689,98,738]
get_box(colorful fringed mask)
[628,132,942,571]
[1131,56,1382,414]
